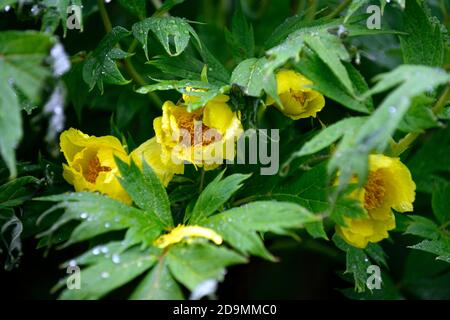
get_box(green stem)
[97,0,112,33]
[326,0,352,19]
[305,0,318,21]
[392,85,450,156]
[198,169,206,193]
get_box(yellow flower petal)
[130,137,184,186]
[154,225,223,248]
[59,129,131,205]
[268,69,325,120]
[203,101,234,134]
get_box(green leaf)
[188,171,251,224]
[364,243,388,268]
[41,0,83,36]
[303,32,354,95]
[397,95,439,133]
[132,16,201,59]
[116,158,172,227]
[399,0,445,66]
[230,57,280,105]
[286,117,366,161]
[117,0,146,19]
[295,53,373,113]
[224,0,254,61]
[408,126,450,193]
[82,26,132,93]
[150,52,228,85]
[200,201,317,260]
[432,183,450,225]
[131,258,184,300]
[405,215,441,240]
[167,242,246,291]
[305,221,328,240]
[344,0,370,23]
[0,31,53,176]
[408,240,450,263]
[136,79,230,111]
[0,176,39,207]
[333,234,372,292]
[154,0,186,16]
[329,65,450,189]
[59,247,158,299]
[36,192,163,247]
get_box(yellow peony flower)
[153,93,243,170]
[154,224,223,248]
[267,69,325,120]
[336,154,416,248]
[60,128,131,204]
[130,137,184,187]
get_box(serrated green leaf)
[116,158,172,227]
[405,215,441,240]
[408,239,450,263]
[41,0,83,36]
[132,16,201,58]
[167,242,246,291]
[188,171,251,224]
[82,26,132,93]
[398,95,439,133]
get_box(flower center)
[85,156,111,183]
[290,89,307,105]
[176,108,221,146]
[364,170,385,210]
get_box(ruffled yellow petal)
[267,69,325,120]
[59,129,131,205]
[203,101,234,134]
[368,154,416,212]
[154,224,223,248]
[130,137,184,186]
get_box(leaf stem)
[326,0,352,19]
[391,84,450,156]
[97,0,112,33]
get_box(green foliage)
[82,26,133,93]
[0,31,53,177]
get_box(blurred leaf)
[224,0,254,61]
[398,95,439,133]
[132,16,201,59]
[154,0,186,16]
[432,183,450,225]
[41,0,83,36]
[344,0,370,23]
[0,176,39,207]
[117,0,146,19]
[167,242,246,291]
[116,158,172,227]
[399,0,445,66]
[0,31,53,176]
[0,208,23,270]
[63,60,90,121]
[187,171,251,224]
[82,26,133,93]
